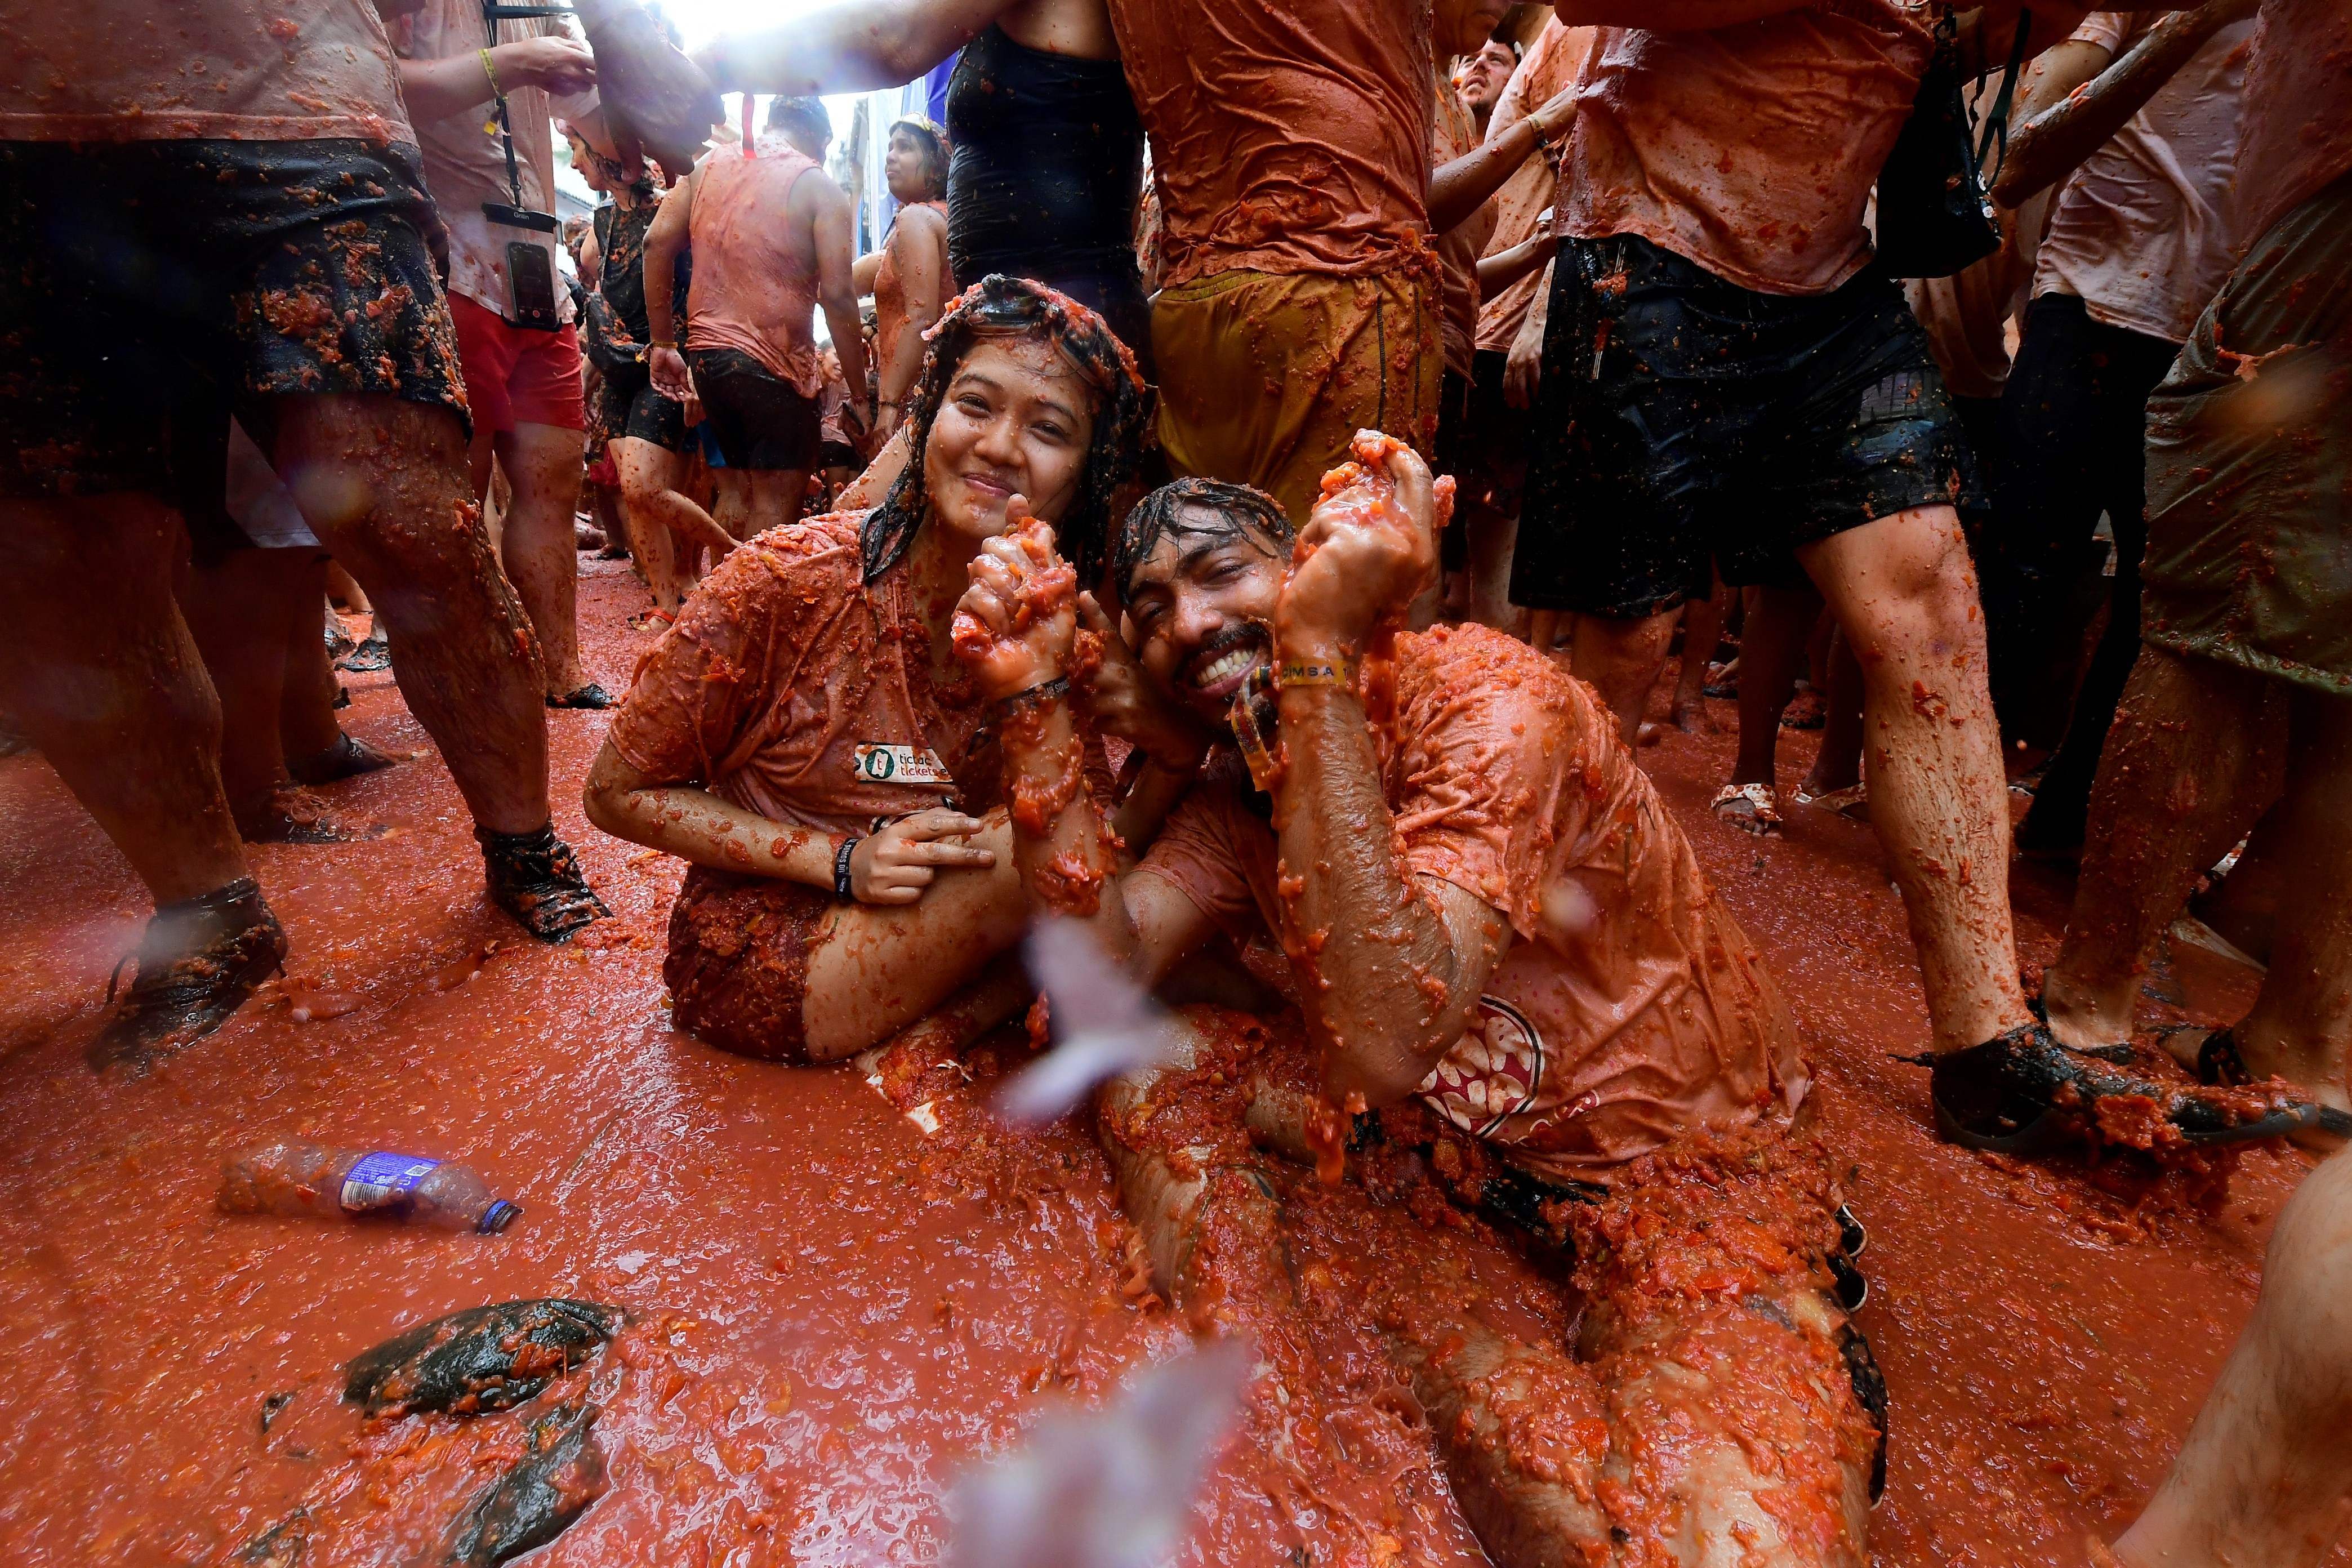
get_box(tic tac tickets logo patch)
[1418,995,1546,1138]
[853,743,952,785]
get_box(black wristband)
[994,675,1071,715]
[834,835,861,900]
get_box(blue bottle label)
[341,1151,440,1213]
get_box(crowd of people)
[3,0,2349,1562]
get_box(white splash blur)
[1540,878,1600,938]
[946,1339,1253,1568]
[994,919,1183,1126]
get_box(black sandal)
[1928,1021,2352,1153]
[91,878,288,1073]
[287,732,403,786]
[546,683,615,711]
[2156,1024,2252,1087]
[336,630,391,673]
[478,825,609,942]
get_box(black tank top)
[945,25,1143,285]
[593,201,656,343]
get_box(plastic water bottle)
[218,1142,522,1233]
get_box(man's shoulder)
[1396,622,1579,708]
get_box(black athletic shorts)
[687,347,820,472]
[1512,233,1980,617]
[597,360,688,452]
[0,139,468,525]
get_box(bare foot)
[1667,700,1718,736]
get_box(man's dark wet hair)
[1112,478,1295,598]
[862,274,1151,589]
[766,95,832,155]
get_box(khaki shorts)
[1151,267,1440,526]
[2142,170,2352,696]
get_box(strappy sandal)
[91,879,288,1073]
[1926,1020,2352,1154]
[626,609,676,632]
[478,823,609,942]
[2155,1024,2252,1087]
[1794,781,1868,819]
[546,683,615,711]
[1711,782,1782,836]
[336,630,391,673]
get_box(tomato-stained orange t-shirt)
[1136,623,1807,1182]
[608,513,996,832]
[1107,0,1436,288]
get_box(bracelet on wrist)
[1277,658,1357,691]
[480,47,504,99]
[648,337,678,351]
[994,674,1071,714]
[834,835,861,899]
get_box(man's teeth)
[1193,646,1258,688]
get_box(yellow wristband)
[1277,660,1356,691]
[480,47,502,99]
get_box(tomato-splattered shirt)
[1106,0,1436,288]
[2232,0,2352,247]
[607,513,997,832]
[1,1,413,145]
[1558,5,1935,296]
[1136,623,1807,1183]
[683,137,827,395]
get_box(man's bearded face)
[1464,41,1517,113]
[1120,507,1288,725]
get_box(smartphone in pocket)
[506,239,560,332]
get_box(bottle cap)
[478,1200,523,1234]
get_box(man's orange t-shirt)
[1136,623,1807,1182]
[1106,0,1435,288]
[1560,6,1935,296]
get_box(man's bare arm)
[1992,0,2257,206]
[395,36,595,121]
[1429,87,1572,233]
[1272,683,1509,1104]
[1269,439,1508,1105]
[1477,232,1557,298]
[808,178,875,434]
[694,0,1012,95]
[643,173,695,401]
[642,173,692,346]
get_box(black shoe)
[479,824,609,941]
[1837,1320,1889,1507]
[287,732,403,786]
[1928,1021,2352,1153]
[546,683,615,711]
[90,879,288,1073]
[336,630,391,673]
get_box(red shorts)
[449,292,586,433]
